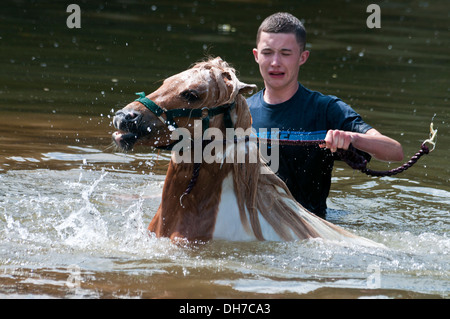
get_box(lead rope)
[179,162,202,208]
[259,122,438,177]
[179,123,437,206]
[336,122,437,176]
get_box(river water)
[0,1,448,299]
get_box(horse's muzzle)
[113,110,142,133]
[112,110,143,151]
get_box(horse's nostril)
[113,109,142,132]
[115,110,141,122]
[124,111,139,121]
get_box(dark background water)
[1,0,448,186]
[0,0,448,299]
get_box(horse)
[112,57,380,247]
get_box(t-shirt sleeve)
[326,98,373,162]
[326,98,372,133]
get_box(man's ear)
[299,50,310,67]
[252,48,259,63]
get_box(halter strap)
[135,92,164,115]
[135,92,235,131]
[134,92,235,150]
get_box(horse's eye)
[180,89,200,103]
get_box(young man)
[247,12,403,218]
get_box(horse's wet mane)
[191,58,330,240]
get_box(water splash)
[55,170,109,249]
[0,168,448,298]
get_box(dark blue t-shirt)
[247,83,372,217]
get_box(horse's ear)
[237,81,257,95]
[222,71,257,95]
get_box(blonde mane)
[193,57,332,240]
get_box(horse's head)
[112,57,256,151]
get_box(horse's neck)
[155,160,233,241]
[162,160,232,199]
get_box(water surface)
[0,0,448,299]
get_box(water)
[0,1,448,299]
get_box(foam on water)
[0,168,448,298]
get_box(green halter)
[135,92,235,133]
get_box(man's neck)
[263,82,299,105]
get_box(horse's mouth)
[112,109,174,151]
[112,110,149,151]
[112,131,139,151]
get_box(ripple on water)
[0,168,448,298]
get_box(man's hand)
[323,129,354,153]
[322,128,404,162]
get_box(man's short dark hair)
[256,12,307,51]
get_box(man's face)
[253,31,309,92]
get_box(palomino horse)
[112,57,379,246]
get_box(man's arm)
[324,128,404,162]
